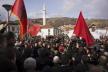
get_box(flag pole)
[105,27,108,36]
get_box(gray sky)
[0,0,108,21]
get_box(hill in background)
[0,17,108,28]
[30,17,108,28]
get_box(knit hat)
[24,57,36,69]
[53,56,60,63]
[104,52,108,56]
[59,46,64,53]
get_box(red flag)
[28,24,41,37]
[11,0,27,40]
[73,11,94,46]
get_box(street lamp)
[2,4,12,32]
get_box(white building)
[37,25,62,38]
[64,28,108,39]
[0,22,19,33]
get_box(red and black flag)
[11,0,27,40]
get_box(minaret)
[42,4,46,26]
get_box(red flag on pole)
[73,11,94,46]
[11,0,27,40]
[28,24,41,37]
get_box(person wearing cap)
[24,57,36,72]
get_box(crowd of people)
[0,28,108,72]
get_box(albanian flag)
[11,0,27,40]
[28,24,41,37]
[73,11,94,46]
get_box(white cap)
[104,52,108,56]
[53,56,60,63]
[24,57,36,69]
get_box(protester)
[0,27,108,72]
[0,32,17,72]
[24,57,36,72]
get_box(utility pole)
[2,4,12,32]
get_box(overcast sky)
[0,0,108,21]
